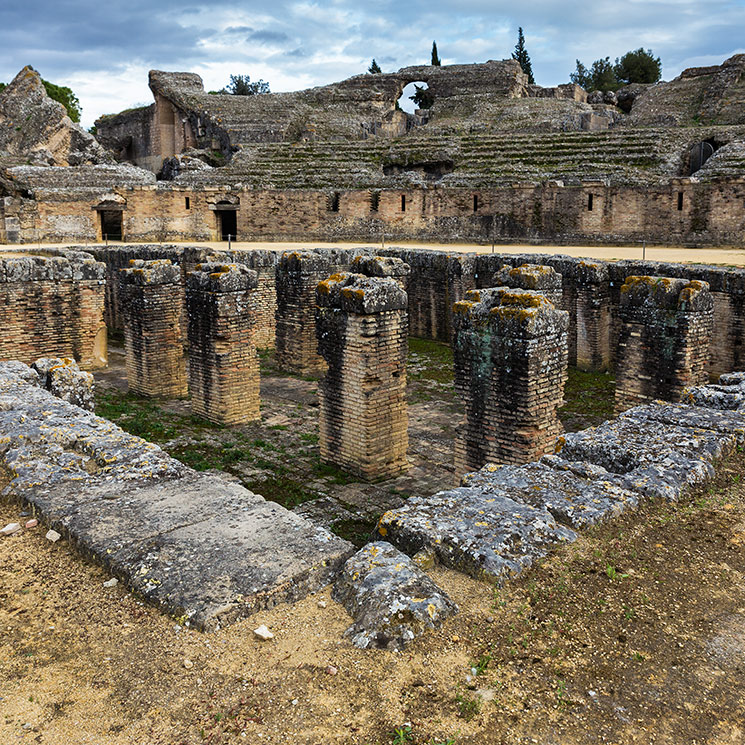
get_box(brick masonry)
[615,276,714,413]
[187,262,260,425]
[316,273,409,481]
[453,287,569,473]
[0,251,107,369]
[119,259,187,398]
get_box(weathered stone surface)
[32,357,94,411]
[377,487,576,584]
[462,459,639,529]
[0,362,353,630]
[316,273,409,480]
[453,287,568,472]
[0,66,110,166]
[332,542,457,649]
[554,404,744,500]
[685,371,745,412]
[615,276,713,412]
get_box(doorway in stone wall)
[100,210,122,241]
[217,208,238,241]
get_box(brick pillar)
[316,273,409,481]
[574,261,612,371]
[453,287,569,474]
[493,263,563,306]
[275,252,333,374]
[119,259,187,397]
[615,276,713,413]
[187,262,260,425]
[72,257,108,369]
[351,254,410,289]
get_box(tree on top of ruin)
[218,75,270,96]
[368,59,382,74]
[431,41,441,66]
[512,27,535,84]
[614,48,662,85]
[42,79,82,122]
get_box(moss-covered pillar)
[119,259,187,397]
[275,251,335,374]
[316,273,409,481]
[615,276,713,413]
[453,287,569,474]
[574,261,612,371]
[187,262,260,425]
[492,263,563,306]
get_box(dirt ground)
[2,445,745,744]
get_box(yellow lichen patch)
[555,435,566,453]
[489,305,539,322]
[317,279,332,295]
[496,291,548,308]
[427,603,437,620]
[453,300,475,315]
[465,290,481,302]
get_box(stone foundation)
[0,251,106,369]
[492,263,563,305]
[453,287,569,473]
[186,262,260,425]
[119,259,187,398]
[615,276,713,413]
[316,273,408,481]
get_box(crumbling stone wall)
[453,287,569,473]
[275,249,366,374]
[0,252,106,368]
[615,276,713,413]
[492,263,563,305]
[316,273,408,481]
[187,262,260,425]
[119,259,187,398]
[205,249,278,349]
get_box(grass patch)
[408,337,454,385]
[244,475,320,509]
[559,367,615,431]
[330,517,376,548]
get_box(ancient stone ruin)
[316,273,409,481]
[186,262,260,425]
[453,287,568,473]
[118,259,187,398]
[615,276,713,413]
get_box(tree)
[589,57,619,92]
[614,48,661,85]
[42,79,81,122]
[410,84,434,109]
[569,60,592,89]
[512,27,535,84]
[368,59,382,74]
[431,41,441,66]
[226,74,270,96]
[0,83,5,93]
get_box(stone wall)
[275,249,368,373]
[615,276,713,413]
[118,259,187,398]
[316,273,409,480]
[0,252,106,368]
[452,287,569,473]
[187,262,260,425]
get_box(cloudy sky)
[1,0,744,127]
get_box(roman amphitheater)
[1,56,745,744]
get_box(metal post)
[228,233,232,250]
[643,240,646,261]
[381,232,385,249]
[105,234,108,246]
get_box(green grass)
[331,517,376,547]
[408,337,454,385]
[559,367,616,430]
[244,475,320,509]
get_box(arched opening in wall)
[687,139,721,175]
[397,82,432,113]
[215,202,238,241]
[327,192,340,212]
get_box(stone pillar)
[119,259,187,398]
[615,276,713,413]
[316,273,409,481]
[453,287,569,474]
[574,261,612,371]
[275,251,334,374]
[493,263,563,306]
[187,262,260,425]
[351,254,410,289]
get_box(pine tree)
[512,27,535,84]
[368,59,382,74]
[431,41,441,66]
